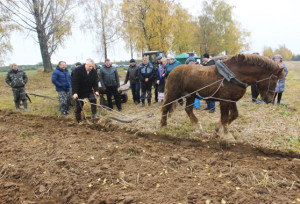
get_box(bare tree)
[84,0,119,61]
[0,0,76,72]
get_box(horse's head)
[256,65,285,104]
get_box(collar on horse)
[215,60,248,89]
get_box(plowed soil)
[0,110,299,204]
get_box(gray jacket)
[5,69,28,88]
[275,62,288,93]
[99,65,120,88]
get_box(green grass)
[0,69,38,76]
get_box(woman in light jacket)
[272,54,288,105]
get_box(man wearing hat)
[153,55,163,103]
[201,53,216,113]
[124,59,140,104]
[187,57,195,64]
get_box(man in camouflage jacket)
[5,63,28,111]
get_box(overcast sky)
[5,0,300,66]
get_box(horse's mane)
[223,54,279,72]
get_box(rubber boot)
[141,100,145,107]
[148,99,151,106]
[75,113,82,123]
[23,100,28,112]
[15,101,20,111]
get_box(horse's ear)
[237,54,245,62]
[277,67,285,79]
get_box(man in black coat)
[72,58,99,122]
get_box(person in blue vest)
[52,61,71,115]
[201,53,215,113]
[138,56,155,107]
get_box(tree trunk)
[37,31,52,72]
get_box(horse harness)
[215,60,248,89]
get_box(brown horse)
[160,54,285,142]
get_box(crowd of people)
[5,53,288,123]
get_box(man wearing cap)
[71,62,81,78]
[138,56,155,107]
[201,53,216,113]
[5,63,28,111]
[164,55,181,78]
[153,56,163,103]
[124,59,140,104]
[72,58,99,123]
[187,57,195,65]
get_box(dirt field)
[0,110,299,203]
[0,61,300,203]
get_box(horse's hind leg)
[216,101,236,143]
[185,97,198,127]
[160,103,170,128]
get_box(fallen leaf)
[221,199,226,204]
[88,184,93,188]
[156,183,160,188]
[103,178,107,184]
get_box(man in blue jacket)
[52,61,71,115]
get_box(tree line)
[0,0,297,73]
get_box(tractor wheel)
[120,93,128,103]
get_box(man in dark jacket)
[99,59,122,111]
[201,53,215,113]
[153,56,162,103]
[138,56,155,107]
[72,59,99,122]
[124,59,140,104]
[52,61,71,115]
[5,63,28,111]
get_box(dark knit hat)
[156,56,162,60]
[75,62,81,66]
[130,59,136,63]
[203,53,209,58]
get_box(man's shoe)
[203,107,210,110]
[24,108,28,112]
[153,101,158,104]
[62,111,68,115]
[118,109,122,112]
[209,109,215,113]
[92,114,98,119]
[142,103,145,107]
[16,108,20,111]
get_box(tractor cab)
[142,51,164,64]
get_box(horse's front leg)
[229,102,239,124]
[216,101,236,143]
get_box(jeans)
[130,82,140,103]
[206,101,215,110]
[251,85,259,102]
[140,81,152,101]
[106,86,122,110]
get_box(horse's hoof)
[222,132,236,143]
